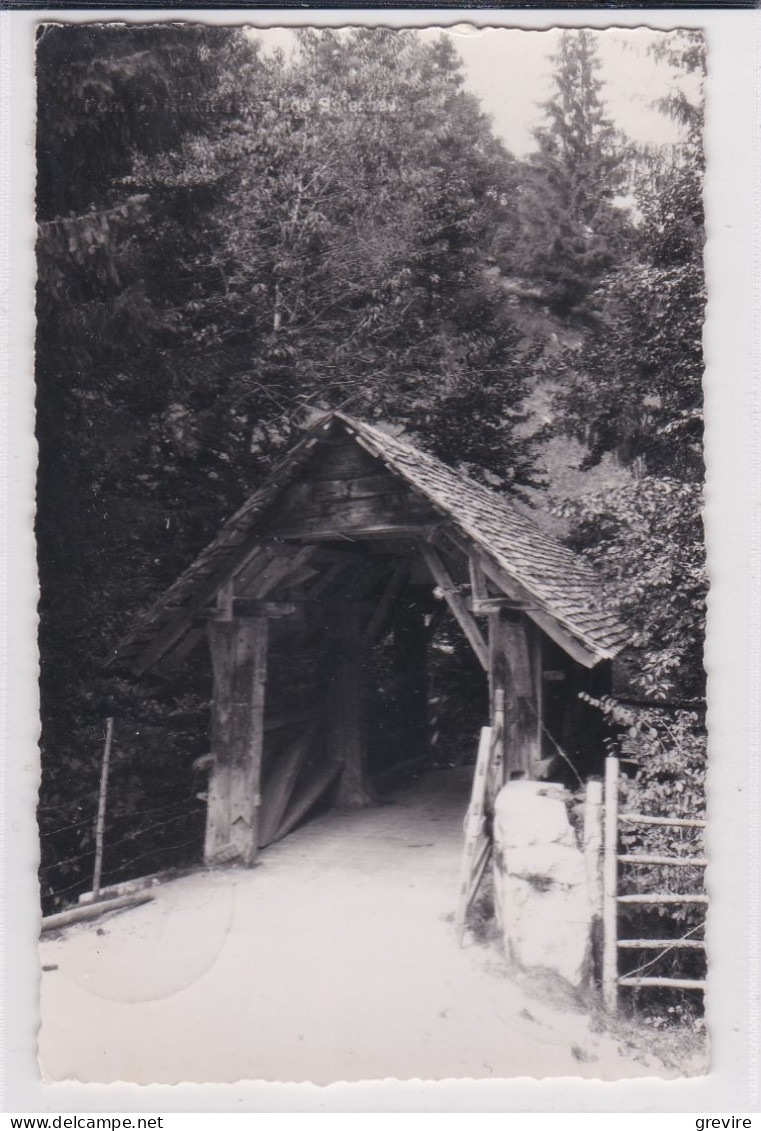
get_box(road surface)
[40,769,677,1084]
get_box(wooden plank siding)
[263,491,439,540]
[300,435,384,481]
[260,435,440,541]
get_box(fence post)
[583,777,604,984]
[602,755,620,1012]
[92,717,114,902]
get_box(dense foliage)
[36,22,706,972]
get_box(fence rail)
[619,813,706,829]
[602,756,707,1012]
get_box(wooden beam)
[204,623,233,863]
[619,813,707,829]
[264,490,438,539]
[258,721,318,848]
[617,977,705,990]
[276,473,405,507]
[618,854,708,867]
[455,725,493,939]
[583,778,604,982]
[416,542,488,670]
[41,892,155,933]
[468,596,534,614]
[274,761,342,842]
[239,544,317,599]
[229,617,268,865]
[616,893,709,905]
[530,620,544,775]
[267,519,442,541]
[602,755,619,1012]
[131,543,311,676]
[229,545,279,594]
[617,939,705,949]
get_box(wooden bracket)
[468,553,489,606]
[131,545,316,676]
[442,529,601,669]
[416,542,487,670]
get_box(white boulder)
[492,781,592,988]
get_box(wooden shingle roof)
[111,412,630,671]
[335,414,630,662]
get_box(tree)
[502,29,628,321]
[140,28,533,484]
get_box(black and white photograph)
[29,18,714,1086]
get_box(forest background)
[35,22,706,981]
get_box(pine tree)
[508,29,627,320]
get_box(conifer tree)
[509,29,626,319]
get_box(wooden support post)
[455,727,492,941]
[488,611,541,784]
[583,777,604,985]
[528,621,545,775]
[204,615,269,866]
[487,688,505,808]
[92,717,114,902]
[602,756,620,1012]
[328,603,373,807]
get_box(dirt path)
[40,770,668,1084]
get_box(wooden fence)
[602,755,707,1011]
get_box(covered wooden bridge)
[111,412,630,867]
